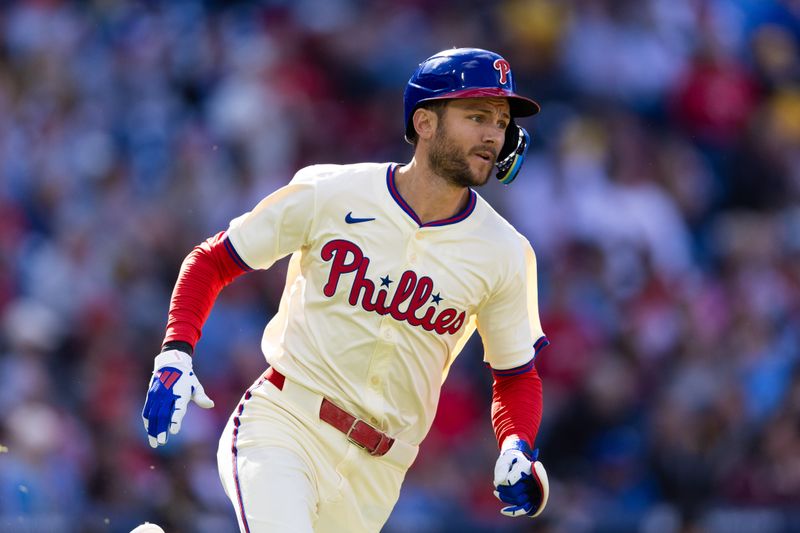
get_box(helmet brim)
[420,87,540,117]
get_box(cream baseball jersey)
[226,162,547,445]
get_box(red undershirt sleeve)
[162,231,252,350]
[490,364,544,449]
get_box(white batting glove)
[493,438,549,518]
[141,349,214,448]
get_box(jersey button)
[409,253,417,263]
[370,376,380,386]
[415,232,424,240]
[369,417,378,425]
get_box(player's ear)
[412,107,438,141]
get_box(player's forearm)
[162,231,250,350]
[490,365,543,448]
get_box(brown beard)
[427,122,493,188]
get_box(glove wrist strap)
[501,436,531,452]
[501,436,539,461]
[154,349,193,372]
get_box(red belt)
[265,367,395,457]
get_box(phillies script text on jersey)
[321,239,466,335]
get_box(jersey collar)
[386,164,477,228]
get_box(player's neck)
[394,158,471,225]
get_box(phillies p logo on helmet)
[493,59,511,85]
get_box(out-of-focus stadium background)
[1,0,799,532]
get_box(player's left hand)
[142,349,214,448]
[493,438,549,518]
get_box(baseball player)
[142,48,550,532]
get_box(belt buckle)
[345,418,370,452]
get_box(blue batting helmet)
[403,48,540,185]
[403,48,540,141]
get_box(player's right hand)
[142,349,214,448]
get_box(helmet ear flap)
[496,122,530,185]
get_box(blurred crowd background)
[1,0,799,532]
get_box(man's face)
[427,98,510,188]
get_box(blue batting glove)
[142,349,214,448]
[493,438,549,518]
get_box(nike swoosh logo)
[345,212,376,224]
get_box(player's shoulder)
[473,192,534,257]
[290,162,389,186]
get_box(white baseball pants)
[217,370,419,533]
